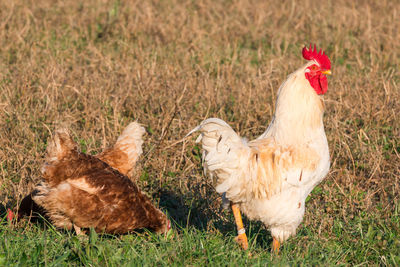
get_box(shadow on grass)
[153,176,234,232]
[156,190,210,230]
[155,176,273,249]
[246,220,273,250]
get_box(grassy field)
[0,0,399,265]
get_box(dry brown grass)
[0,0,399,239]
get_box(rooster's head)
[302,44,332,95]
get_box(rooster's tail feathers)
[187,118,253,202]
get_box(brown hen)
[29,122,170,235]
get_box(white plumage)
[188,60,331,247]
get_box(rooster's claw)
[234,233,248,250]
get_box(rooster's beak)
[321,70,332,75]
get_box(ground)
[0,0,399,265]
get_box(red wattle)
[305,73,328,95]
[319,75,328,94]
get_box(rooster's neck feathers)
[260,63,325,145]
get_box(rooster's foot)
[234,232,248,250]
[272,237,280,254]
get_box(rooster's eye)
[310,65,318,71]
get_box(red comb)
[302,44,331,70]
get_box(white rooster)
[187,44,332,252]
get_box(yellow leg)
[272,237,280,254]
[231,203,248,250]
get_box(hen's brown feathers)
[97,122,145,176]
[97,148,132,176]
[32,124,168,234]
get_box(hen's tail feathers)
[187,118,255,203]
[115,122,146,159]
[97,122,146,175]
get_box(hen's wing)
[97,122,145,176]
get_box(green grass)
[1,208,399,266]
